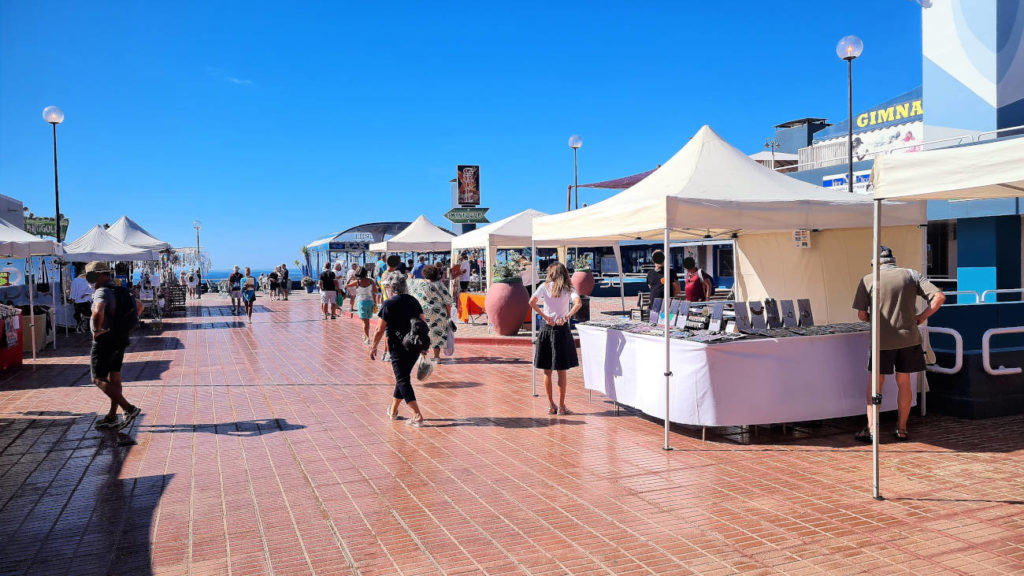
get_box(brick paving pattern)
[1,293,1022,575]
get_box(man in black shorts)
[852,246,944,442]
[87,262,143,431]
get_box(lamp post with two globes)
[836,35,863,194]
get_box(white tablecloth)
[578,325,912,426]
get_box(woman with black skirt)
[529,262,582,415]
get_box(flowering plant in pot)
[484,251,530,336]
[301,276,316,293]
[571,253,595,296]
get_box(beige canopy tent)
[107,216,172,251]
[0,217,64,360]
[862,134,1024,500]
[368,215,455,253]
[533,125,926,450]
[64,225,158,262]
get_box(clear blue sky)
[0,1,924,270]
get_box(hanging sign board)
[444,207,490,224]
[457,165,480,206]
[25,217,70,239]
[793,229,811,249]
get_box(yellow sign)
[856,99,922,129]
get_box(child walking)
[529,262,582,415]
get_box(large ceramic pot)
[484,278,530,336]
[571,271,595,297]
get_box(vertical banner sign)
[457,165,480,206]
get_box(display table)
[22,313,54,355]
[0,314,22,371]
[577,324,912,427]
[459,293,487,323]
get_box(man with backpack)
[86,262,143,431]
[682,257,714,302]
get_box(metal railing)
[981,327,1024,376]
[923,326,963,375]
[981,288,1024,303]
[944,290,980,303]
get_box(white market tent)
[368,215,455,253]
[64,225,157,262]
[0,217,64,361]
[862,134,1024,500]
[532,125,927,450]
[107,216,172,251]
[451,209,550,288]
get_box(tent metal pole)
[51,259,57,350]
[27,259,36,361]
[871,199,882,500]
[531,238,538,397]
[663,228,672,451]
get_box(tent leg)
[51,259,57,351]
[663,228,672,451]
[531,238,538,398]
[871,199,883,501]
[27,259,36,362]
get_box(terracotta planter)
[484,279,529,336]
[571,271,595,297]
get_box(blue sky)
[0,1,925,270]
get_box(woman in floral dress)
[410,264,453,364]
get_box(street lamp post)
[42,106,65,294]
[836,35,863,194]
[568,135,582,210]
[193,220,202,300]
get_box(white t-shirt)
[70,276,94,303]
[534,282,579,321]
[459,259,471,281]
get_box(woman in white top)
[529,261,582,415]
[347,265,379,344]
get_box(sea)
[206,268,281,281]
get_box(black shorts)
[867,344,926,375]
[91,335,128,380]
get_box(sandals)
[854,427,873,443]
[558,407,573,416]
[894,428,910,442]
[548,406,558,415]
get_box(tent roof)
[0,217,63,258]
[451,209,548,250]
[533,125,925,244]
[872,135,1024,201]
[579,169,656,190]
[368,215,455,252]
[107,216,172,251]
[64,225,157,261]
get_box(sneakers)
[407,415,424,427]
[95,415,119,430]
[362,336,370,345]
[119,405,142,431]
[382,351,392,362]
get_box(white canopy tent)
[863,135,1024,500]
[368,215,455,253]
[107,216,172,251]
[451,209,550,288]
[0,217,64,361]
[533,125,927,450]
[64,225,157,262]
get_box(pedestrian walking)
[348,266,379,344]
[529,261,582,415]
[280,264,290,300]
[241,266,257,322]
[371,271,428,427]
[333,261,347,317]
[852,246,945,443]
[345,263,359,314]
[228,265,243,315]
[268,268,280,301]
[410,264,453,364]
[319,263,337,320]
[187,268,199,300]
[85,262,143,431]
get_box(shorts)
[357,299,374,319]
[336,294,345,306]
[91,335,128,380]
[230,290,241,299]
[320,290,336,305]
[867,344,926,375]
[242,290,256,303]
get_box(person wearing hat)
[645,250,681,302]
[852,246,945,443]
[86,261,143,431]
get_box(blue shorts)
[357,300,374,319]
[242,290,256,303]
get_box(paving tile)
[0,294,1021,575]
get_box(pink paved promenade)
[1,293,1022,575]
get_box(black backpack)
[402,318,431,354]
[111,285,139,335]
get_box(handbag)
[444,322,455,356]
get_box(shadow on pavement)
[438,356,530,365]
[428,416,586,428]
[419,380,482,389]
[0,413,166,576]
[140,417,304,437]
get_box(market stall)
[863,134,1024,499]
[0,217,63,361]
[64,225,158,262]
[532,125,926,448]
[368,215,455,253]
[106,216,172,251]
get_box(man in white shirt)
[70,272,94,333]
